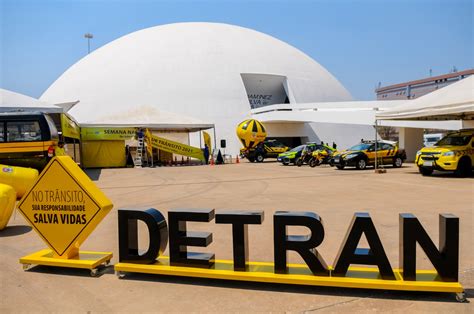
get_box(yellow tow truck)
[416,130,473,177]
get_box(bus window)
[0,122,4,142]
[7,121,42,142]
[44,114,59,141]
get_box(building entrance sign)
[114,208,465,299]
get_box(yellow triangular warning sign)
[18,157,113,258]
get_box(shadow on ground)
[404,170,474,179]
[0,225,32,237]
[24,264,113,278]
[84,169,102,181]
[116,272,470,304]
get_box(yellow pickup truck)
[416,130,473,177]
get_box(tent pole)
[374,119,378,171]
[213,127,217,153]
[79,133,84,169]
[73,139,77,162]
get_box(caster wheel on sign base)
[455,292,467,303]
[90,268,99,277]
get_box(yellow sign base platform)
[20,249,112,277]
[115,257,464,294]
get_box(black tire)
[296,159,303,167]
[247,157,255,163]
[256,154,264,163]
[393,156,403,168]
[419,167,433,176]
[309,158,318,168]
[282,161,289,166]
[455,157,472,177]
[355,158,367,170]
[294,157,300,166]
[336,165,345,170]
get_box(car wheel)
[336,165,345,170]
[256,154,264,163]
[393,157,403,168]
[455,157,472,177]
[419,167,433,176]
[248,157,255,163]
[356,158,367,170]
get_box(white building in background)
[40,22,465,158]
[40,22,378,154]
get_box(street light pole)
[84,33,93,54]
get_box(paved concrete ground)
[1,162,473,313]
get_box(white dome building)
[41,22,361,155]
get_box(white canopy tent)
[376,76,474,121]
[78,105,215,168]
[0,88,65,113]
[79,105,214,132]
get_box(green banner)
[148,133,204,161]
[60,114,81,139]
[81,127,137,141]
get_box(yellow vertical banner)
[203,131,212,152]
[145,129,153,155]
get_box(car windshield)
[289,145,305,152]
[269,141,286,148]
[436,135,472,146]
[349,143,372,151]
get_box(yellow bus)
[0,112,59,169]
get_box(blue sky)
[1,0,472,100]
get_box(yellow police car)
[330,140,406,170]
[416,130,473,177]
[240,139,288,162]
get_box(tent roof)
[376,76,474,120]
[0,88,64,113]
[79,105,214,131]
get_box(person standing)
[55,141,66,156]
[137,128,144,140]
[203,144,210,164]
